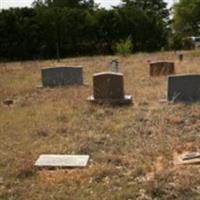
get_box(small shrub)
[114,37,133,56]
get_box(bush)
[114,37,133,56]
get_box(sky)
[0,0,174,10]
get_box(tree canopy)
[173,0,200,37]
[0,0,170,60]
[33,0,95,9]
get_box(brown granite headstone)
[150,61,175,76]
[88,72,132,105]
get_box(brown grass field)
[0,51,200,200]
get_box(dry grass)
[0,51,200,200]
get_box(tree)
[0,0,171,60]
[119,0,170,51]
[0,8,43,60]
[33,0,95,9]
[121,0,169,18]
[173,0,200,37]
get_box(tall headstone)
[41,66,83,87]
[111,59,119,72]
[150,61,175,76]
[178,54,183,62]
[88,72,132,105]
[167,74,200,102]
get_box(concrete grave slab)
[41,66,83,87]
[168,74,200,102]
[174,152,200,165]
[150,61,175,76]
[88,72,132,105]
[35,154,89,168]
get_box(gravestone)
[178,54,183,62]
[41,66,83,87]
[35,154,89,168]
[111,59,119,72]
[3,99,14,106]
[88,72,132,105]
[150,61,175,76]
[167,74,200,102]
[174,152,200,165]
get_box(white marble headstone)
[111,60,119,72]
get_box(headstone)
[35,154,89,168]
[41,66,83,87]
[111,59,119,72]
[182,152,200,161]
[150,61,175,76]
[178,54,183,61]
[168,74,200,102]
[3,99,14,106]
[0,177,3,184]
[88,72,132,105]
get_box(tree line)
[0,0,199,60]
[172,0,200,49]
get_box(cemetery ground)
[0,51,200,200]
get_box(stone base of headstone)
[36,84,44,89]
[87,95,133,105]
[159,98,168,103]
[37,83,88,89]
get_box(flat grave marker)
[35,154,89,168]
[174,152,200,165]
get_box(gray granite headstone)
[41,66,83,87]
[35,154,89,168]
[168,74,200,102]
